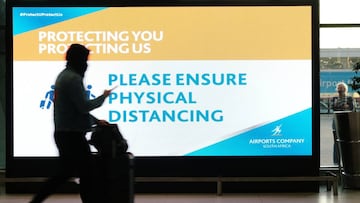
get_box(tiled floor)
[0,186,360,203]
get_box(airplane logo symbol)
[272,125,282,136]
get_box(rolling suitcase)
[90,124,134,203]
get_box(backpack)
[89,124,128,158]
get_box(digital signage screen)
[6,0,319,177]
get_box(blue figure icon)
[40,85,55,109]
[86,84,96,99]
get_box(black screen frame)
[6,0,320,178]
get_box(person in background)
[331,82,354,164]
[30,44,113,203]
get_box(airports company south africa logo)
[252,123,305,149]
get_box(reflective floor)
[0,114,358,202]
[0,186,360,203]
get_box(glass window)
[320,0,360,24]
[320,28,360,49]
[319,28,360,166]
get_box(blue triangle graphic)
[186,108,312,156]
[13,7,106,35]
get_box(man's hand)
[103,86,118,98]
